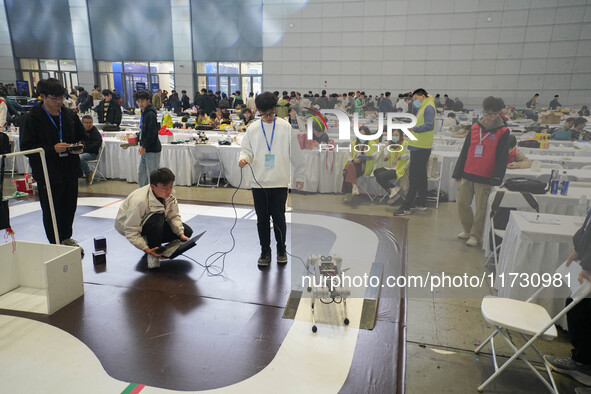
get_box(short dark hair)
[82,115,93,121]
[209,111,217,119]
[235,90,241,95]
[197,109,206,116]
[554,95,559,98]
[566,117,576,123]
[385,91,391,97]
[482,96,505,112]
[181,90,187,93]
[134,90,150,101]
[102,89,112,97]
[508,135,517,149]
[242,108,252,116]
[37,78,66,97]
[201,88,207,93]
[574,117,587,127]
[435,94,440,98]
[412,88,428,97]
[255,92,278,112]
[150,168,175,185]
[221,111,231,120]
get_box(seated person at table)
[312,121,329,144]
[342,126,378,204]
[220,111,233,126]
[79,115,103,184]
[237,108,254,132]
[506,135,531,169]
[373,128,409,204]
[452,96,510,247]
[551,117,575,140]
[579,105,590,117]
[544,209,591,386]
[442,113,458,128]
[572,117,588,140]
[209,111,220,127]
[115,168,193,270]
[94,89,122,125]
[195,110,210,126]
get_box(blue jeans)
[138,151,161,187]
[79,152,97,176]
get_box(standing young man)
[20,78,87,252]
[395,88,436,216]
[135,90,161,187]
[238,92,305,267]
[94,89,122,125]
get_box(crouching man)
[115,167,193,269]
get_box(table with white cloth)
[495,211,580,329]
[483,187,590,256]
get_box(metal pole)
[2,148,60,245]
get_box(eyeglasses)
[483,111,499,117]
[260,110,276,119]
[45,95,64,102]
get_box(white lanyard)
[479,128,491,144]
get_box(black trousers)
[401,148,431,209]
[567,297,591,364]
[373,167,398,192]
[38,180,78,244]
[252,187,287,254]
[141,213,193,249]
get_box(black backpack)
[501,177,548,194]
[489,191,540,250]
[518,140,540,149]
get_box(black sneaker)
[277,252,288,264]
[394,207,411,216]
[545,355,591,386]
[258,251,271,267]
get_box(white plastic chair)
[426,154,442,208]
[487,191,539,268]
[191,144,223,187]
[86,142,106,185]
[475,264,591,393]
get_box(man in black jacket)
[20,78,87,253]
[378,91,395,113]
[549,95,562,110]
[94,90,122,125]
[77,87,93,113]
[135,90,161,187]
[79,115,103,184]
[545,210,591,386]
[180,90,191,110]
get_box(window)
[18,58,78,96]
[195,61,262,97]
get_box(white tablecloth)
[505,168,591,183]
[496,211,580,329]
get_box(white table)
[504,168,591,183]
[496,211,580,329]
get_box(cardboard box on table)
[0,241,84,314]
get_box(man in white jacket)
[115,168,192,269]
[238,92,305,267]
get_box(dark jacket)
[574,210,591,271]
[444,98,454,109]
[181,94,191,110]
[452,117,509,186]
[20,103,87,184]
[94,99,122,125]
[549,98,561,110]
[198,94,216,114]
[78,92,93,113]
[378,97,395,113]
[83,126,102,155]
[139,104,161,153]
[452,100,464,111]
[233,95,244,108]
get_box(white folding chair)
[426,154,442,208]
[475,265,591,393]
[87,142,106,185]
[191,144,223,187]
[486,190,539,268]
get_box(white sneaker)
[352,184,360,196]
[389,186,401,199]
[466,237,479,247]
[457,232,470,240]
[147,254,160,269]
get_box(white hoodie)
[239,117,305,188]
[115,185,184,251]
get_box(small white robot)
[305,255,351,333]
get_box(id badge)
[265,153,275,169]
[474,144,484,158]
[59,152,68,158]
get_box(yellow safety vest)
[384,139,409,179]
[408,96,436,149]
[349,138,378,177]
